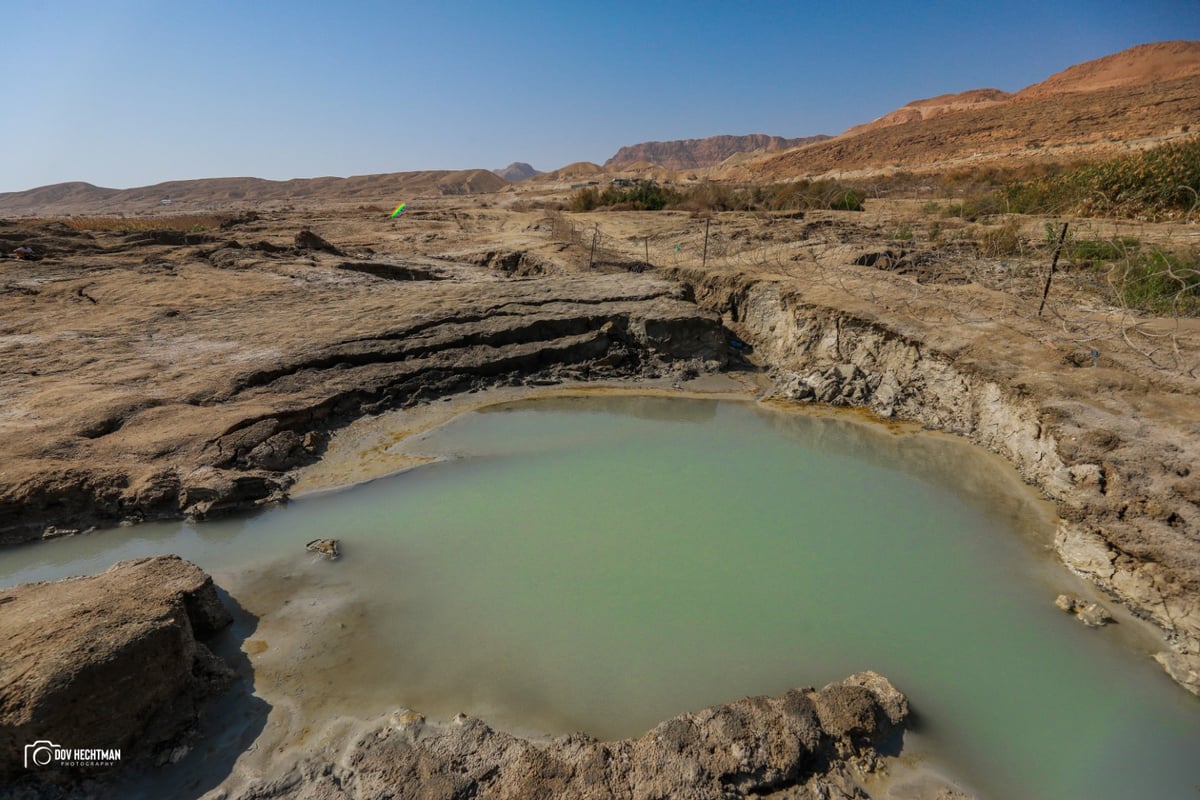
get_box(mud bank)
[0,216,731,544]
[669,265,1200,695]
[0,556,236,789]
[225,673,912,800]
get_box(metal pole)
[1038,222,1069,317]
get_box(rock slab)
[0,555,234,780]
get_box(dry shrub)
[977,219,1025,257]
[51,215,226,232]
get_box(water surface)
[3,396,1197,799]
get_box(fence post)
[589,227,598,270]
[1038,222,1069,317]
[702,217,710,268]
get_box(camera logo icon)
[24,740,60,768]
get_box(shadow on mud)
[111,589,271,800]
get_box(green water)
[3,397,1198,799]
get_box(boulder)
[306,538,340,559]
[0,555,234,781]
[1055,592,1114,627]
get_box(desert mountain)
[605,134,831,170]
[0,169,508,216]
[721,40,1200,182]
[493,162,543,182]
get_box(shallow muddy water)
[3,396,1198,799]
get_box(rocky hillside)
[843,88,1012,137]
[605,134,830,170]
[844,41,1200,140]
[0,169,508,216]
[492,162,543,182]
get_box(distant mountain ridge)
[7,41,1197,213]
[844,40,1200,138]
[0,169,508,215]
[721,40,1200,182]
[493,162,543,182]
[604,134,830,170]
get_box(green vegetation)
[1113,248,1200,314]
[570,183,682,212]
[1004,139,1200,220]
[1059,233,1200,314]
[569,180,865,214]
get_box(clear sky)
[2,0,1197,193]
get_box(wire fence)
[544,209,1200,379]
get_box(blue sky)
[2,0,1197,192]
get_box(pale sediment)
[209,672,913,800]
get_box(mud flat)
[0,212,730,543]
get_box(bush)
[570,187,601,212]
[567,179,866,215]
[1004,138,1200,219]
[1068,239,1200,314]
[826,186,866,211]
[978,220,1023,257]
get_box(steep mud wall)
[671,267,1200,695]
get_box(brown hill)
[0,169,508,216]
[537,162,605,182]
[1016,40,1200,99]
[605,134,830,170]
[722,41,1200,182]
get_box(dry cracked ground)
[1,195,1198,797]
